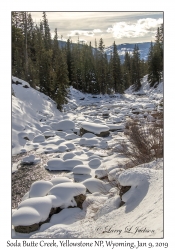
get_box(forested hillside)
[12,12,163,110]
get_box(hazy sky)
[30,12,163,47]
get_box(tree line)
[12,12,163,110]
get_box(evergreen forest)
[12,12,163,110]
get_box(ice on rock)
[81,121,109,134]
[50,120,75,131]
[29,180,53,198]
[72,165,91,175]
[12,207,41,226]
[50,177,73,186]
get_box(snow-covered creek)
[12,76,163,238]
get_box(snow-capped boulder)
[33,135,45,143]
[72,165,91,175]
[48,182,86,200]
[21,154,41,165]
[50,120,75,131]
[50,177,73,186]
[89,158,102,168]
[82,178,111,193]
[80,122,110,137]
[29,180,53,198]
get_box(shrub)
[118,117,163,166]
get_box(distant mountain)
[58,40,152,62]
[104,42,152,62]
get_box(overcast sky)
[30,12,163,47]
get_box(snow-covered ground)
[11,75,163,239]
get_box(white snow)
[29,180,53,198]
[12,75,164,239]
[50,120,75,131]
[72,165,91,175]
[81,121,109,134]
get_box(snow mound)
[12,196,54,226]
[21,154,41,165]
[50,120,75,131]
[82,133,97,138]
[45,158,83,171]
[82,178,111,193]
[29,180,53,198]
[50,177,73,186]
[12,207,41,226]
[72,165,91,175]
[89,158,102,168]
[48,182,86,200]
[33,135,45,143]
[81,122,109,134]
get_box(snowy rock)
[29,180,53,198]
[50,177,73,186]
[57,145,68,153]
[94,195,121,220]
[82,178,111,193]
[48,182,86,200]
[62,152,76,160]
[21,155,40,165]
[82,133,97,138]
[64,159,84,171]
[65,143,75,150]
[108,168,125,182]
[43,131,55,138]
[45,158,83,171]
[72,165,91,175]
[12,207,41,227]
[18,197,52,222]
[45,158,64,171]
[95,168,107,179]
[107,124,125,131]
[50,120,75,131]
[79,138,99,147]
[33,135,45,143]
[65,133,78,140]
[89,158,102,168]
[80,122,110,137]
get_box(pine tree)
[147,25,163,87]
[131,44,142,91]
[111,41,123,93]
